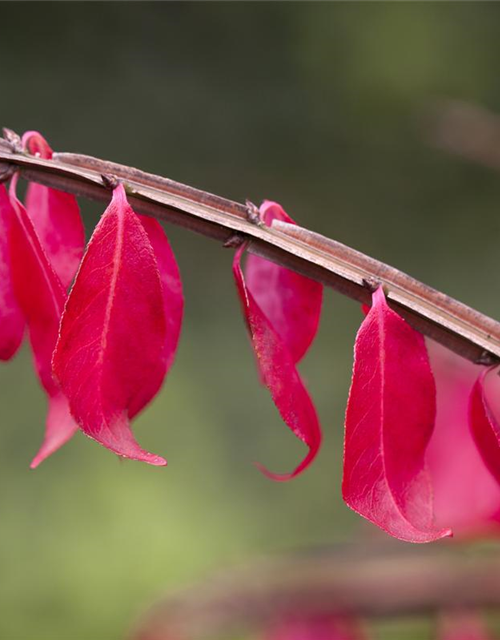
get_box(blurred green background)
[2,3,500,639]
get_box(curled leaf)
[469,367,500,486]
[245,201,322,363]
[0,185,25,360]
[8,179,77,467]
[343,286,452,542]
[22,131,84,289]
[233,242,322,481]
[53,184,171,465]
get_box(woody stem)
[1,131,499,366]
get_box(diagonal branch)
[1,130,499,366]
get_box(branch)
[130,544,500,639]
[1,130,499,365]
[427,99,500,172]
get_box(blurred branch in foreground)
[130,543,500,640]
[427,99,500,172]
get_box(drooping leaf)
[233,244,321,480]
[343,286,452,542]
[0,185,25,360]
[53,184,169,465]
[469,367,500,486]
[245,201,322,363]
[22,131,85,289]
[427,343,500,537]
[8,179,78,467]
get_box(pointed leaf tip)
[254,444,320,482]
[53,184,171,465]
[343,286,452,542]
[30,394,79,468]
[233,241,322,480]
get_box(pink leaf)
[233,244,322,481]
[469,366,500,486]
[343,286,452,542]
[8,179,78,466]
[53,184,169,465]
[245,201,322,363]
[0,185,25,360]
[22,131,85,289]
[427,343,500,537]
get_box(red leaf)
[233,244,322,481]
[343,286,452,542]
[245,201,322,363]
[53,184,170,465]
[469,367,500,486]
[22,131,85,289]
[427,343,500,537]
[0,185,25,360]
[8,179,78,467]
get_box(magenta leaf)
[233,243,322,481]
[8,179,78,467]
[245,201,322,363]
[53,184,170,465]
[469,367,500,486]
[427,343,500,537]
[22,131,85,289]
[343,286,452,542]
[0,185,25,360]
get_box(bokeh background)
[2,3,500,639]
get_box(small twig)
[101,173,119,190]
[426,99,500,172]
[130,544,500,640]
[1,129,500,365]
